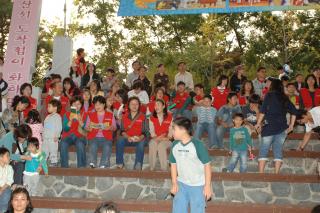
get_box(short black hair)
[178,61,186,67]
[248,94,261,104]
[26,109,42,124]
[115,89,128,105]
[28,137,40,149]
[227,92,238,102]
[50,74,62,80]
[94,202,119,213]
[128,96,141,113]
[70,96,84,109]
[311,205,320,213]
[177,81,186,87]
[233,113,244,120]
[106,67,115,73]
[217,75,229,87]
[132,81,143,90]
[93,95,106,106]
[173,117,193,136]
[157,64,164,68]
[0,147,9,157]
[20,83,32,95]
[257,67,266,72]
[132,60,140,67]
[287,82,296,88]
[194,83,204,89]
[295,73,303,78]
[49,99,62,113]
[11,95,30,110]
[76,48,84,56]
[277,66,283,71]
[281,75,290,81]
[296,109,308,120]
[203,94,212,101]
[14,124,32,140]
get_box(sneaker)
[99,166,106,169]
[116,164,124,169]
[50,163,58,167]
[90,163,96,169]
[134,163,142,170]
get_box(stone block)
[124,184,143,199]
[271,182,291,197]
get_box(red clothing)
[45,95,69,117]
[173,92,190,109]
[150,95,169,103]
[195,94,204,102]
[87,111,114,140]
[23,96,37,118]
[62,111,88,139]
[150,113,172,137]
[262,87,269,99]
[238,94,248,106]
[74,56,86,76]
[147,100,169,114]
[122,113,145,137]
[300,88,320,109]
[211,87,229,110]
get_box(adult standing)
[126,61,141,89]
[255,79,298,174]
[174,62,194,91]
[252,67,267,98]
[230,65,247,93]
[133,66,152,96]
[81,63,100,89]
[153,64,169,90]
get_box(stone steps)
[31,197,314,213]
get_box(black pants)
[10,161,25,185]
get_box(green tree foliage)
[0,0,12,56]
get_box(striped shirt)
[196,106,217,124]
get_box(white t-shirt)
[128,90,149,105]
[305,106,320,132]
[174,71,194,90]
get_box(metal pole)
[63,0,67,36]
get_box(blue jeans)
[116,137,147,168]
[172,109,192,121]
[227,150,248,173]
[259,131,287,162]
[0,188,11,212]
[89,138,112,167]
[172,181,205,213]
[60,134,87,168]
[194,122,217,148]
[215,125,229,149]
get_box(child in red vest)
[116,97,148,170]
[86,96,116,168]
[60,96,88,168]
[149,99,173,171]
[45,82,69,117]
[211,75,230,110]
[172,81,192,120]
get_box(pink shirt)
[28,123,43,147]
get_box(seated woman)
[238,80,254,106]
[86,96,116,169]
[20,83,37,119]
[60,96,88,168]
[299,74,320,110]
[149,99,173,171]
[128,81,149,113]
[215,92,241,149]
[62,77,81,101]
[0,124,32,185]
[116,97,148,170]
[89,80,104,101]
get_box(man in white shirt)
[174,62,194,91]
[126,61,141,89]
[296,106,320,150]
[128,81,149,105]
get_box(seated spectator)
[86,96,116,169]
[211,75,229,110]
[238,80,254,106]
[223,113,252,173]
[116,97,148,170]
[287,83,300,109]
[133,66,152,96]
[5,187,33,213]
[45,82,69,117]
[82,88,94,113]
[106,81,120,102]
[171,81,193,120]
[81,63,100,89]
[114,89,128,121]
[69,65,81,87]
[0,96,30,138]
[62,77,81,100]
[101,68,117,95]
[0,147,13,212]
[294,73,305,91]
[20,83,37,118]
[89,80,104,101]
[94,202,119,213]
[193,83,205,106]
[242,94,261,135]
[153,64,169,91]
[147,87,167,116]
[128,81,149,113]
[194,95,217,149]
[215,93,241,149]
[252,67,266,98]
[299,74,320,110]
[60,96,88,168]
[150,83,170,103]
[149,99,173,171]
[230,65,247,92]
[255,79,298,174]
[0,124,32,185]
[296,106,320,151]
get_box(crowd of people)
[0,48,320,212]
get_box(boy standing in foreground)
[0,147,13,212]
[169,117,213,213]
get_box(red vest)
[122,113,145,137]
[173,92,190,109]
[211,87,229,110]
[45,95,69,117]
[23,96,37,118]
[150,95,169,103]
[150,113,172,137]
[62,111,88,139]
[195,95,204,102]
[238,94,248,106]
[87,111,114,140]
[300,88,320,109]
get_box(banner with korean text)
[3,0,42,103]
[118,0,320,16]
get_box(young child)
[223,113,253,173]
[45,81,69,117]
[86,96,116,168]
[194,95,217,149]
[172,81,192,120]
[25,109,43,149]
[23,137,48,196]
[169,117,212,213]
[0,147,13,212]
[193,83,205,105]
[43,99,62,167]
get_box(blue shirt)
[217,104,241,126]
[0,132,27,161]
